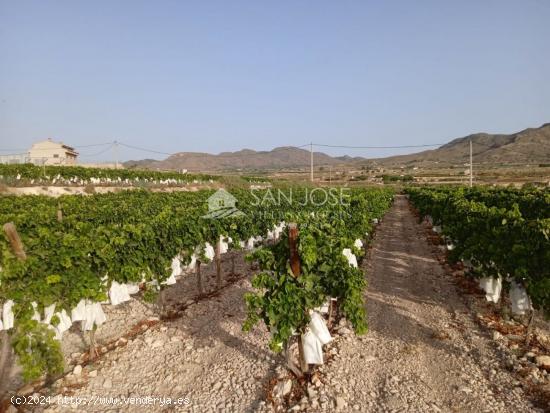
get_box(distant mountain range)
[368,123,550,167]
[124,123,550,171]
[124,147,364,172]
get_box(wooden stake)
[196,260,203,296]
[288,222,308,374]
[231,255,236,275]
[159,288,166,317]
[525,308,535,345]
[327,299,334,328]
[57,204,63,222]
[288,223,300,278]
[89,329,98,359]
[3,222,26,260]
[0,331,14,399]
[215,240,222,289]
[298,338,308,374]
[284,337,303,379]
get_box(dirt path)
[311,195,538,412]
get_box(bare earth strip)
[312,195,538,412]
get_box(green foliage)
[240,176,271,183]
[0,186,393,380]
[11,320,65,381]
[142,286,159,303]
[406,185,550,314]
[244,270,324,352]
[381,174,414,183]
[243,188,393,351]
[0,163,216,185]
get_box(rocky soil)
[8,195,549,412]
[263,195,543,413]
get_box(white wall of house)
[28,139,78,165]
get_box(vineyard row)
[406,186,549,316]
[0,187,394,383]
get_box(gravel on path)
[300,195,539,413]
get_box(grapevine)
[406,186,550,315]
[0,187,393,383]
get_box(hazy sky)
[1,0,549,161]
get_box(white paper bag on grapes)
[2,300,14,330]
[204,242,215,261]
[478,276,502,303]
[302,330,324,365]
[71,299,87,322]
[309,312,332,345]
[342,248,358,268]
[510,281,532,315]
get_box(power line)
[309,140,523,150]
[117,142,174,156]
[79,144,115,157]
[75,142,114,148]
[312,143,446,149]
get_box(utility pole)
[329,165,332,184]
[310,142,313,183]
[114,140,119,169]
[469,139,473,187]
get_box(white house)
[28,138,79,165]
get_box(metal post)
[114,141,119,169]
[469,139,473,187]
[310,143,313,183]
